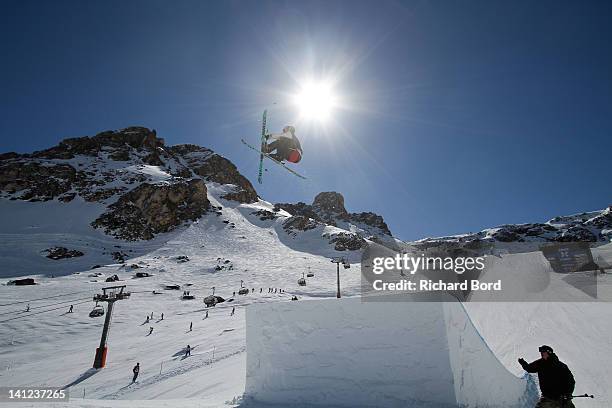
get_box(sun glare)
[293,81,338,121]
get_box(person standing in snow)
[518,345,575,407]
[145,315,149,323]
[205,310,208,319]
[264,125,302,163]
[161,313,164,320]
[68,305,73,313]
[185,344,191,357]
[189,322,193,331]
[148,327,154,335]
[230,307,235,316]
[132,363,140,383]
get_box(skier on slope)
[132,363,140,383]
[264,125,302,163]
[518,345,575,407]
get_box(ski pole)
[571,393,594,399]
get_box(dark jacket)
[519,354,575,399]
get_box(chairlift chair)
[89,304,105,318]
[298,271,306,286]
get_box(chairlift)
[182,291,195,300]
[89,303,105,318]
[298,271,306,286]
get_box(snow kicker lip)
[360,241,612,302]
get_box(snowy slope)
[2,200,611,407]
[0,184,365,407]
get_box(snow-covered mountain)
[0,127,394,278]
[417,207,612,246]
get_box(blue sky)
[1,0,611,240]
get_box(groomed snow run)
[244,297,539,408]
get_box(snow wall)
[245,297,538,408]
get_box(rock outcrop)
[276,191,393,246]
[44,247,85,260]
[92,179,209,240]
[176,145,258,204]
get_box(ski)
[241,139,307,180]
[257,110,267,184]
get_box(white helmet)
[282,125,296,135]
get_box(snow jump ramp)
[245,297,538,407]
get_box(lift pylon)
[92,285,130,369]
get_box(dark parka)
[519,353,575,400]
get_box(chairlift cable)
[0,299,92,323]
[0,290,93,307]
[0,296,92,317]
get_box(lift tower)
[92,285,130,369]
[331,257,350,298]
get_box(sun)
[293,80,338,121]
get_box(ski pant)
[132,373,138,382]
[267,139,295,161]
[535,397,575,408]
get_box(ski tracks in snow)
[101,347,246,400]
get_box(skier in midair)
[518,345,575,407]
[264,125,302,163]
[132,363,140,383]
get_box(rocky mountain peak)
[312,192,348,217]
[29,127,164,160]
[274,191,394,249]
[0,126,260,240]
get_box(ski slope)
[0,185,611,407]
